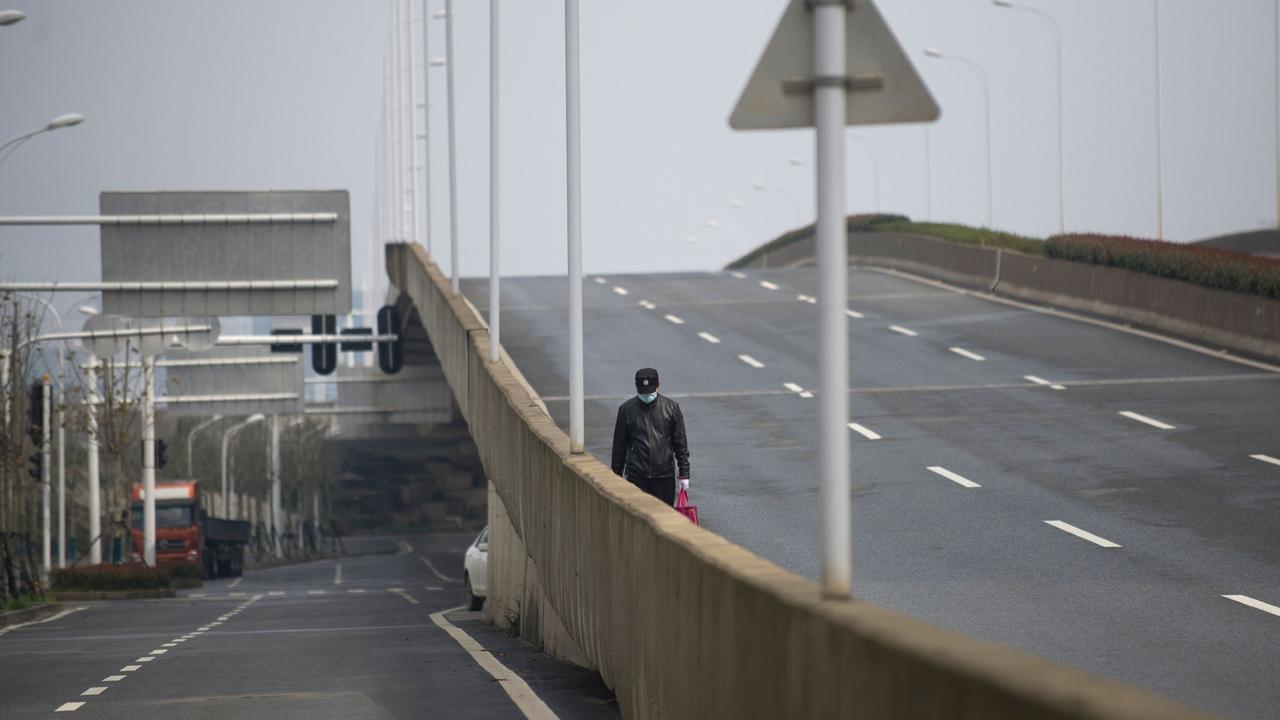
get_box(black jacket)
[611,395,690,480]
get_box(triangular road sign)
[730,0,940,130]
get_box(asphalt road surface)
[462,265,1280,720]
[0,534,618,719]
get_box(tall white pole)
[976,60,993,228]
[1154,0,1165,240]
[86,356,101,565]
[187,415,222,479]
[489,0,501,363]
[406,0,421,247]
[142,356,156,567]
[0,351,6,530]
[56,386,65,567]
[814,0,850,600]
[923,126,932,221]
[445,0,461,295]
[40,377,51,575]
[1276,0,1279,229]
[270,414,282,560]
[221,425,231,518]
[566,0,584,454]
[396,0,409,242]
[422,0,435,259]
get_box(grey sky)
[2,1,1277,319]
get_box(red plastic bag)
[675,488,699,525]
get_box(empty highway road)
[463,265,1280,720]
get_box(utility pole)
[40,376,51,575]
[141,357,156,567]
[270,414,282,560]
[566,0,584,454]
[86,356,102,565]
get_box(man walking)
[610,367,690,505]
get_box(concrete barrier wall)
[386,242,1209,720]
[738,232,1280,361]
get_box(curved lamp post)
[221,414,264,519]
[0,9,25,26]
[0,113,85,173]
[924,48,993,227]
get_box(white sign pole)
[565,0,585,454]
[445,0,461,296]
[814,0,850,600]
[489,0,501,364]
[56,386,65,568]
[421,0,434,259]
[142,356,156,567]
[86,356,102,565]
[271,414,282,560]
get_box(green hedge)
[1046,234,1280,300]
[866,220,1045,256]
[52,564,173,591]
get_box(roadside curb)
[50,589,176,601]
[0,602,64,628]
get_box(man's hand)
[679,477,689,492]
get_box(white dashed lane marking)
[664,314,684,325]
[889,325,918,337]
[1025,375,1066,391]
[1249,454,1280,467]
[798,391,814,399]
[738,355,765,368]
[845,309,864,319]
[55,702,85,712]
[81,687,107,696]
[697,332,721,344]
[1045,520,1121,548]
[592,277,607,285]
[730,271,747,279]
[927,466,980,488]
[783,382,805,394]
[612,286,629,296]
[120,665,141,672]
[102,675,126,682]
[759,281,779,290]
[638,300,656,310]
[1119,410,1175,430]
[797,294,817,304]
[950,347,986,361]
[848,423,882,440]
[1223,594,1280,618]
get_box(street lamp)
[187,415,224,478]
[993,0,1065,233]
[0,9,25,26]
[434,1,460,296]
[924,47,993,228]
[221,414,265,519]
[0,113,86,173]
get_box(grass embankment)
[734,215,1280,301]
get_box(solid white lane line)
[307,590,326,595]
[759,281,779,290]
[189,593,207,598]
[926,466,980,489]
[638,300,656,310]
[848,423,882,440]
[1045,520,1121,548]
[228,577,242,588]
[120,665,141,672]
[348,588,366,594]
[418,553,459,583]
[55,702,85,712]
[845,309,864,319]
[664,314,684,325]
[697,332,721,344]
[612,286,629,296]
[268,591,285,596]
[228,592,246,598]
[730,271,747,279]
[1249,453,1280,467]
[430,606,561,720]
[0,605,86,636]
[1024,375,1066,391]
[427,585,444,591]
[103,675,126,682]
[82,687,107,696]
[1119,410,1175,430]
[738,354,765,368]
[334,563,342,585]
[950,347,986,362]
[1223,594,1280,618]
[592,277,607,285]
[889,325,918,337]
[783,382,805,394]
[797,294,817,304]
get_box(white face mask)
[638,392,658,404]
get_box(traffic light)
[377,305,403,375]
[156,439,169,470]
[27,451,42,482]
[26,383,43,447]
[311,315,337,375]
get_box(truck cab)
[130,480,203,568]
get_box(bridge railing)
[386,242,1208,720]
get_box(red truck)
[130,480,251,579]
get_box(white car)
[463,526,489,611]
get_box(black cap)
[635,367,659,392]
